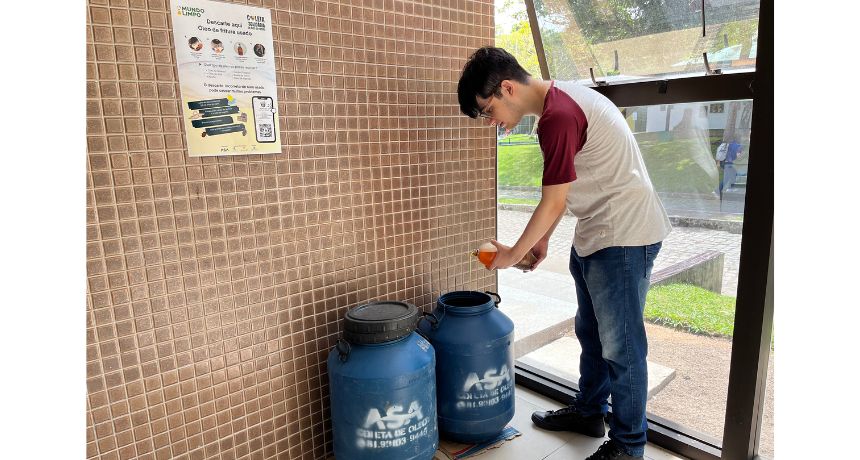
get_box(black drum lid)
[343,301,418,344]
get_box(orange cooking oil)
[471,241,537,271]
[472,242,497,269]
[475,249,497,268]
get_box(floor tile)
[468,386,691,460]
[542,434,609,460]
[473,396,577,460]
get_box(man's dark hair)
[457,47,531,118]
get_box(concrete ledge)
[498,185,541,192]
[498,283,577,359]
[498,203,538,213]
[669,216,743,234]
[650,250,725,294]
[519,337,676,401]
[514,319,574,360]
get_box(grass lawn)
[636,133,721,194]
[497,142,544,187]
[645,283,736,337]
[497,133,723,193]
[498,197,540,206]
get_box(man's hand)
[487,239,519,270]
[528,238,549,271]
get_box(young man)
[457,47,671,460]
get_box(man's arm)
[489,182,571,269]
[541,207,565,244]
[527,206,566,269]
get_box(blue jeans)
[569,242,661,457]
[717,162,737,194]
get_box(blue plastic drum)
[328,301,438,460]
[418,291,515,443]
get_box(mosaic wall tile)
[87,0,496,458]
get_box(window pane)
[502,97,763,448]
[529,0,760,82]
[631,100,752,216]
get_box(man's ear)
[500,80,515,97]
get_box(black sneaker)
[531,405,606,437]
[585,440,644,460]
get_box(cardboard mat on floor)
[434,426,522,459]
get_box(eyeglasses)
[477,85,500,119]
[477,96,496,119]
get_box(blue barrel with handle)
[417,291,515,443]
[327,301,438,460]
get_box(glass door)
[494,0,772,458]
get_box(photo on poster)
[170,0,280,156]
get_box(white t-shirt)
[537,80,671,257]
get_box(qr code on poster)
[258,123,273,137]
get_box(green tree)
[554,0,688,43]
[495,22,542,77]
[534,0,759,43]
[495,0,542,77]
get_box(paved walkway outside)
[500,187,746,220]
[496,208,742,297]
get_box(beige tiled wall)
[86,0,496,458]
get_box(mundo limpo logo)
[177,5,204,16]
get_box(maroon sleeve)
[538,102,587,186]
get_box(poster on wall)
[170,0,280,157]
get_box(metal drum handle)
[336,338,351,362]
[415,311,440,340]
[417,311,440,329]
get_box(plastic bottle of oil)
[471,241,538,271]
